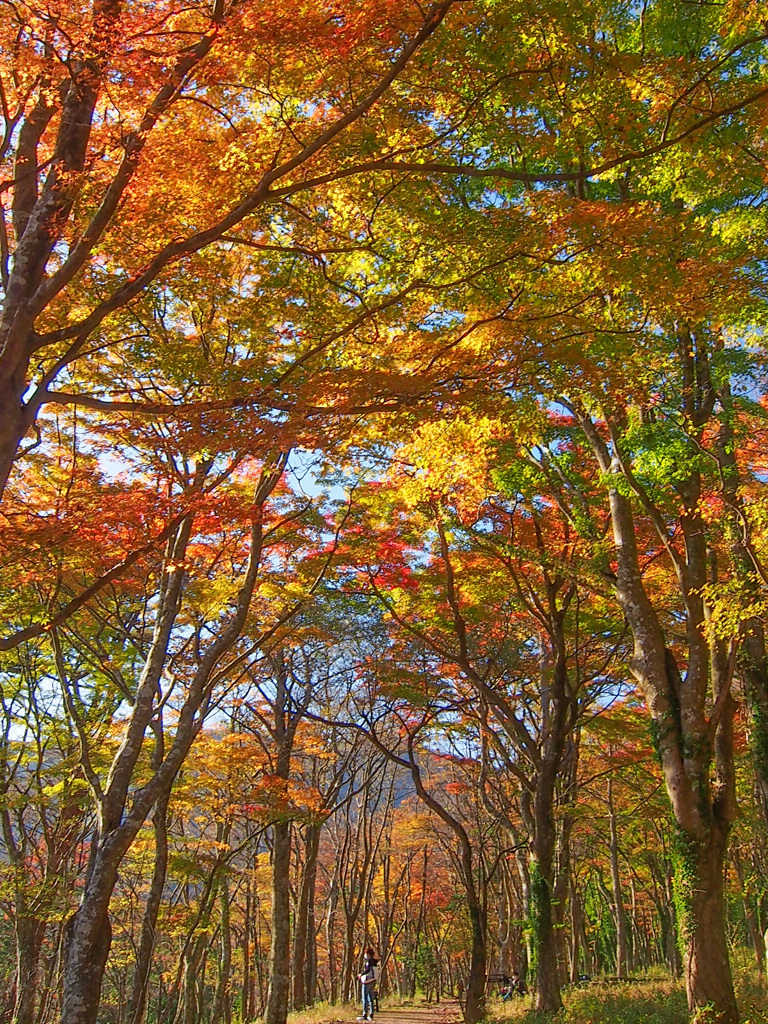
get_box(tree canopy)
[2,3,768,1024]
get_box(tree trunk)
[0,376,30,499]
[741,630,768,820]
[530,651,568,1012]
[530,849,561,1012]
[569,876,581,983]
[127,791,170,1024]
[214,878,233,1024]
[12,916,46,1024]
[242,879,252,1022]
[61,876,114,1024]
[738,879,764,979]
[513,852,532,980]
[464,892,486,1024]
[573,393,738,1024]
[305,897,318,1007]
[326,884,339,1004]
[553,810,575,988]
[342,917,357,1004]
[293,824,321,1009]
[175,934,206,1024]
[265,819,292,1024]
[680,828,737,1021]
[607,782,628,977]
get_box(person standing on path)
[358,948,379,1021]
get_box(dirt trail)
[366,1001,463,1024]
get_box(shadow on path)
[369,1001,463,1024]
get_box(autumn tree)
[0,671,90,1024]
[331,416,628,1010]
[0,410,346,1024]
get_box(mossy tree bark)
[428,515,580,1013]
[528,617,575,1012]
[717,380,768,825]
[571,330,739,1024]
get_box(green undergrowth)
[735,972,768,1024]
[489,971,768,1024]
[489,979,687,1024]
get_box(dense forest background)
[2,2,768,1024]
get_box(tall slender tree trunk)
[265,818,291,1024]
[264,652,303,1024]
[36,917,66,1024]
[127,789,170,1024]
[214,878,233,1024]
[513,849,532,979]
[293,824,321,1009]
[569,875,581,983]
[12,916,46,1024]
[410,847,429,1000]
[530,825,561,1011]
[242,880,252,1022]
[530,639,571,1013]
[607,782,628,977]
[342,917,357,1004]
[553,825,572,988]
[175,934,206,1024]
[464,885,487,1024]
[732,850,764,980]
[305,897,318,1007]
[326,883,339,1004]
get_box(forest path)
[370,1001,463,1024]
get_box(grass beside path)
[285,998,463,1024]
[283,977,768,1024]
[286,1002,359,1024]
[490,979,687,1024]
[489,974,768,1024]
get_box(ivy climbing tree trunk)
[529,730,566,1011]
[127,719,170,1024]
[717,379,768,825]
[569,330,739,1024]
[429,510,579,1012]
